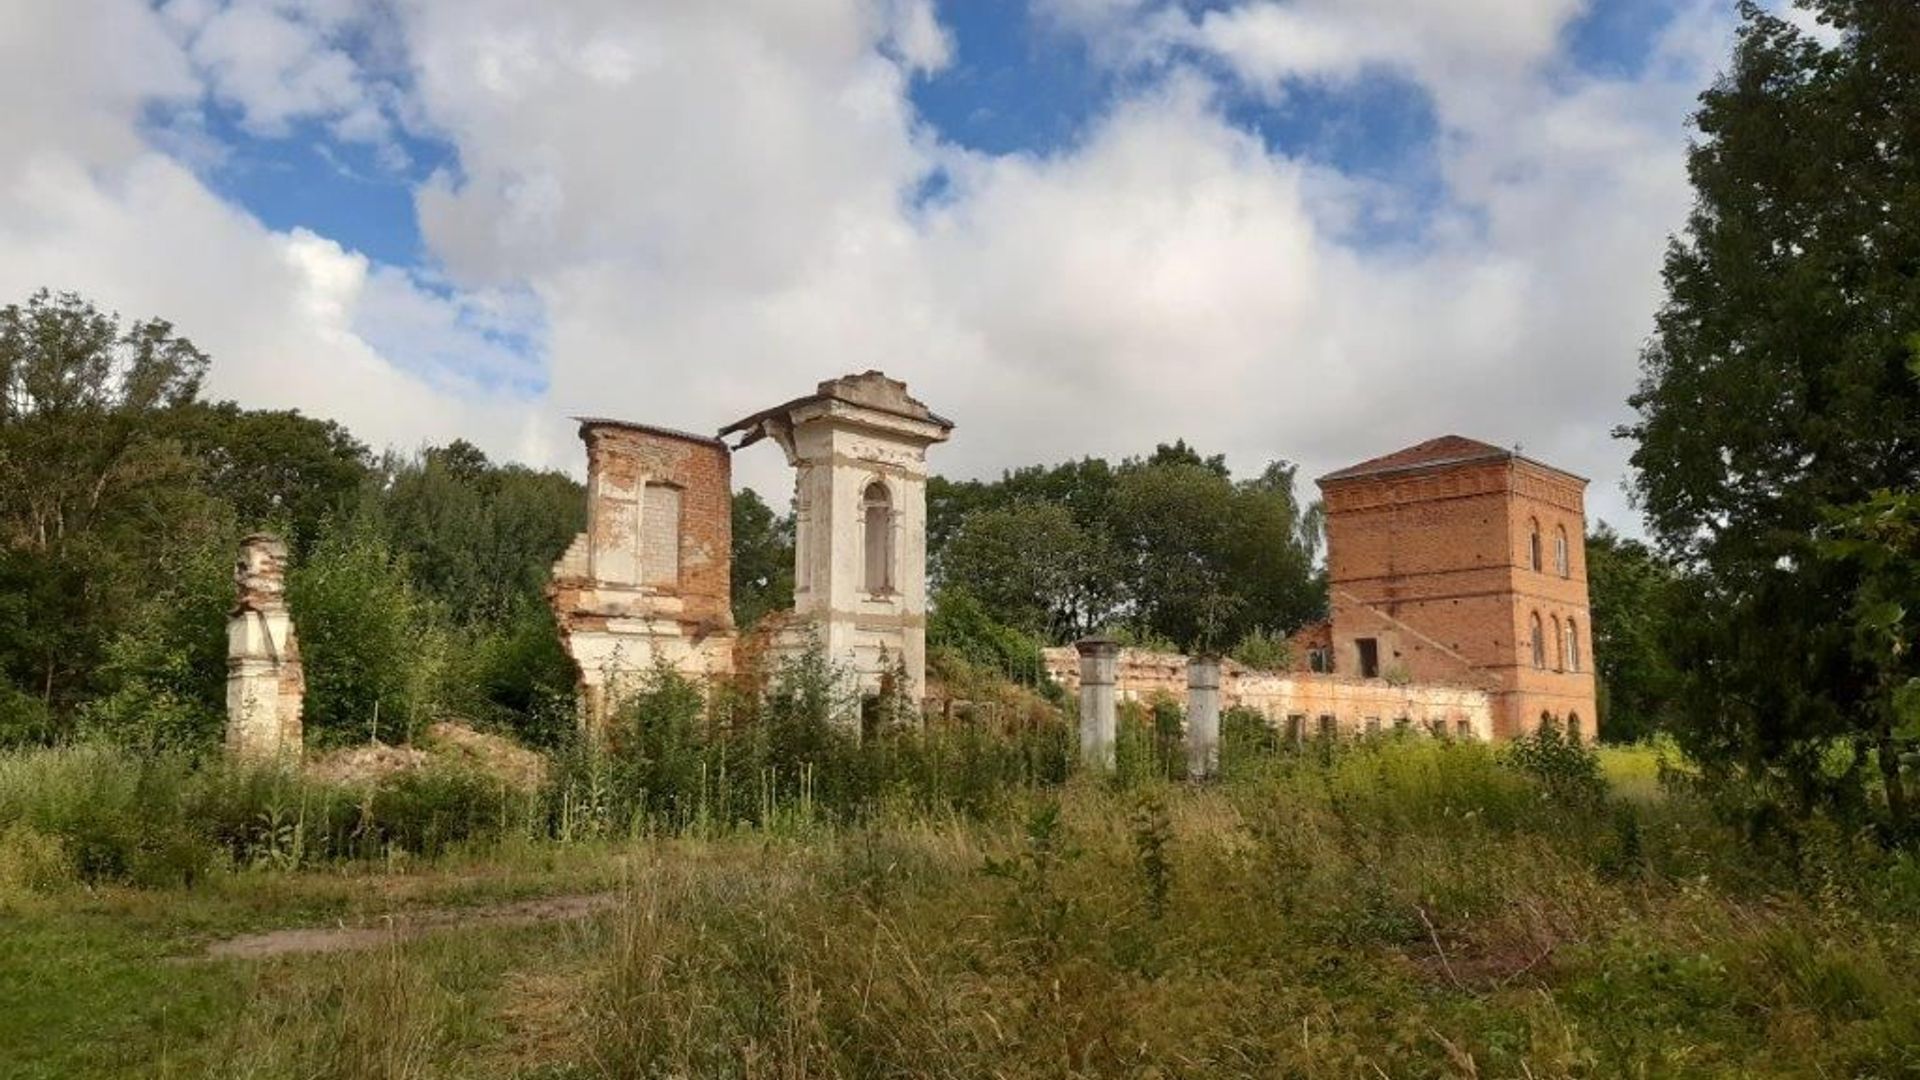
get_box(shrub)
[289,515,449,747]
[1230,627,1292,672]
[1502,723,1609,809]
[928,587,1048,687]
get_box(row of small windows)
[1527,519,1572,577]
[1282,714,1478,741]
[1528,612,1581,672]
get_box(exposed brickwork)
[549,421,736,731]
[1317,439,1599,740]
[1041,646,1495,739]
[226,533,304,760]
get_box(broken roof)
[1317,435,1586,485]
[572,417,729,449]
[719,370,953,449]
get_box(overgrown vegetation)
[1626,0,1920,842]
[9,739,1920,1078]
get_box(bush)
[928,587,1048,687]
[1502,723,1609,809]
[289,515,450,747]
[1230,627,1292,672]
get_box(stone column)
[226,534,304,761]
[1186,655,1221,779]
[1075,637,1119,770]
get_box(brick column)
[1186,655,1221,779]
[1074,637,1119,770]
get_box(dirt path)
[201,892,621,960]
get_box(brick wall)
[1318,452,1598,739]
[1041,646,1495,739]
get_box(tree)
[378,441,583,626]
[288,514,447,746]
[1585,524,1678,743]
[162,401,371,554]
[941,501,1124,640]
[933,445,1325,653]
[0,290,223,731]
[1624,2,1920,837]
[732,489,794,630]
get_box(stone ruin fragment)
[548,371,952,732]
[226,533,305,760]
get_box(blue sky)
[187,0,1694,279]
[2,0,1771,530]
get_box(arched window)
[1528,518,1542,571]
[1530,612,1546,669]
[1554,526,1570,577]
[1567,712,1583,743]
[862,480,895,594]
[1552,616,1565,672]
[1566,618,1580,672]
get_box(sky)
[0,0,1837,531]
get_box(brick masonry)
[1317,436,1599,740]
[548,420,736,730]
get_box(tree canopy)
[931,445,1325,652]
[1625,0,1920,838]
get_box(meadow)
[5,720,1920,1080]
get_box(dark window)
[1285,714,1305,742]
[1356,637,1380,679]
[863,480,894,594]
[1364,716,1381,735]
[1317,714,1336,738]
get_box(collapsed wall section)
[548,420,735,731]
[1041,646,1494,741]
[227,533,305,760]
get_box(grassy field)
[4,739,1919,1079]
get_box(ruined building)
[1317,435,1598,739]
[547,421,737,726]
[549,372,950,730]
[1046,435,1599,741]
[226,533,305,759]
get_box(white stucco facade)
[725,373,952,705]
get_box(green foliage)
[927,586,1048,686]
[940,501,1123,640]
[0,290,226,730]
[289,515,449,747]
[547,644,1076,837]
[1128,789,1173,919]
[77,535,233,752]
[730,489,795,630]
[376,440,583,627]
[1623,2,1920,839]
[931,446,1325,653]
[1229,626,1293,672]
[442,604,578,748]
[161,400,371,554]
[1501,723,1609,810]
[1114,696,1186,786]
[1586,523,1680,743]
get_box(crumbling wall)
[1042,646,1494,740]
[227,534,304,760]
[549,420,735,731]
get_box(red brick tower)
[1316,436,1598,740]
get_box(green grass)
[5,737,1920,1077]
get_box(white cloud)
[1,0,1741,534]
[0,0,548,472]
